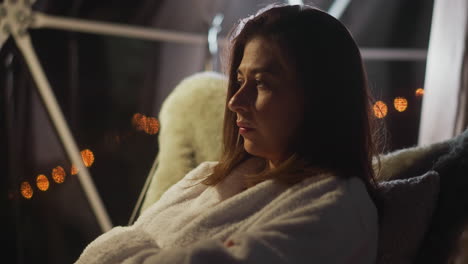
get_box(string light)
[132,113,147,131]
[36,174,49,191]
[20,149,95,200]
[52,166,66,183]
[373,101,388,118]
[145,117,160,135]
[132,113,160,135]
[81,149,95,167]
[394,97,408,112]
[20,181,33,199]
[415,88,424,97]
[71,165,78,175]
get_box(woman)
[76,4,380,264]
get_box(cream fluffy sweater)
[75,157,378,263]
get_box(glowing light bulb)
[394,97,408,112]
[415,88,424,97]
[20,181,33,199]
[133,113,160,135]
[373,101,388,119]
[132,113,147,131]
[145,117,160,135]
[36,174,49,191]
[70,165,78,175]
[81,149,95,167]
[52,166,66,183]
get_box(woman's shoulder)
[283,173,377,224]
[297,172,372,200]
[258,174,378,263]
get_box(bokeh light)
[145,117,160,135]
[20,181,33,199]
[132,113,160,135]
[415,88,424,97]
[81,149,95,167]
[132,113,147,131]
[71,165,78,175]
[373,101,388,119]
[394,97,408,112]
[52,166,66,183]
[36,174,49,191]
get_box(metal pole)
[32,12,207,45]
[328,0,352,19]
[13,32,113,232]
[361,48,427,61]
[30,11,427,61]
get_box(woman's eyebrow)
[237,65,280,76]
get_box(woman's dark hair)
[203,4,382,208]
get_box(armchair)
[137,71,468,264]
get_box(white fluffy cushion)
[140,72,227,212]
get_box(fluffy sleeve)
[75,226,160,264]
[75,177,377,264]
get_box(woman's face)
[228,36,305,168]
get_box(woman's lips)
[239,127,254,134]
[236,121,255,134]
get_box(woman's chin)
[243,141,266,159]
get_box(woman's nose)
[228,86,251,113]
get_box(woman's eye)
[236,79,244,86]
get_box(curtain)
[418,0,468,145]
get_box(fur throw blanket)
[141,72,227,212]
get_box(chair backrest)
[373,129,468,264]
[138,71,227,213]
[132,71,468,263]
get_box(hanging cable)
[208,13,224,71]
[328,0,351,19]
[287,0,304,5]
